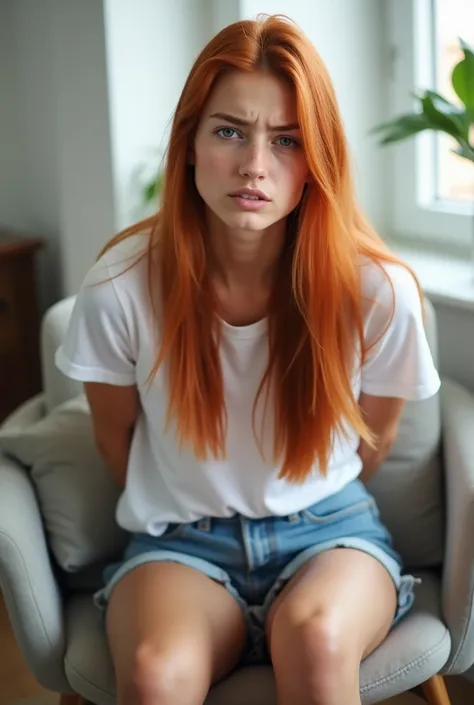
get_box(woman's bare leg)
[266,548,398,705]
[106,561,247,705]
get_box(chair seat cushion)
[64,570,450,705]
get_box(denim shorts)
[94,479,419,663]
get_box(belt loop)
[197,517,211,531]
[287,513,301,524]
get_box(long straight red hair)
[100,15,421,482]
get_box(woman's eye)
[216,127,240,140]
[214,128,298,148]
[276,136,298,148]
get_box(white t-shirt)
[55,234,441,535]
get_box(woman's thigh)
[267,547,397,660]
[106,561,247,704]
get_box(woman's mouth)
[229,195,270,210]
[228,189,271,210]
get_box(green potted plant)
[372,37,474,264]
[131,149,165,219]
[143,168,164,206]
[372,38,474,160]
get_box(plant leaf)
[424,90,470,139]
[452,141,474,163]
[425,90,461,114]
[143,171,164,205]
[371,113,430,143]
[465,108,474,136]
[421,94,466,139]
[144,180,157,204]
[378,129,428,145]
[460,38,474,53]
[452,41,474,110]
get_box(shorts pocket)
[301,497,375,525]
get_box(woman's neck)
[207,219,286,290]
[206,217,287,326]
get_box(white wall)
[211,0,241,34]
[0,0,62,311]
[103,0,214,230]
[1,0,116,309]
[49,0,117,297]
[0,0,212,307]
[240,0,391,233]
[0,1,26,230]
[11,0,60,246]
[2,0,64,311]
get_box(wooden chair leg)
[60,696,88,705]
[420,675,452,705]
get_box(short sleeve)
[55,255,136,386]
[360,263,441,401]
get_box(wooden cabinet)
[0,231,43,422]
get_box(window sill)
[392,243,474,312]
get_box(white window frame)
[386,0,472,254]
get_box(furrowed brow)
[209,112,300,131]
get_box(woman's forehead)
[202,70,299,127]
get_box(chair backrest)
[42,295,444,569]
[41,296,81,412]
[367,299,444,568]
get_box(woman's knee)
[117,640,211,705]
[270,603,357,679]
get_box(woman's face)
[193,70,309,233]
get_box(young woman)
[56,14,440,705]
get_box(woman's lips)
[229,195,270,210]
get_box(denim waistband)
[195,512,303,532]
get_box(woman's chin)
[203,201,280,233]
[222,210,276,232]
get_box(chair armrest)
[440,378,474,674]
[0,452,70,692]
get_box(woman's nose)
[238,142,269,180]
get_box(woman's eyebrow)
[209,112,300,131]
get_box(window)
[434,0,474,203]
[386,0,472,253]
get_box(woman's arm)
[357,393,405,483]
[84,382,140,488]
